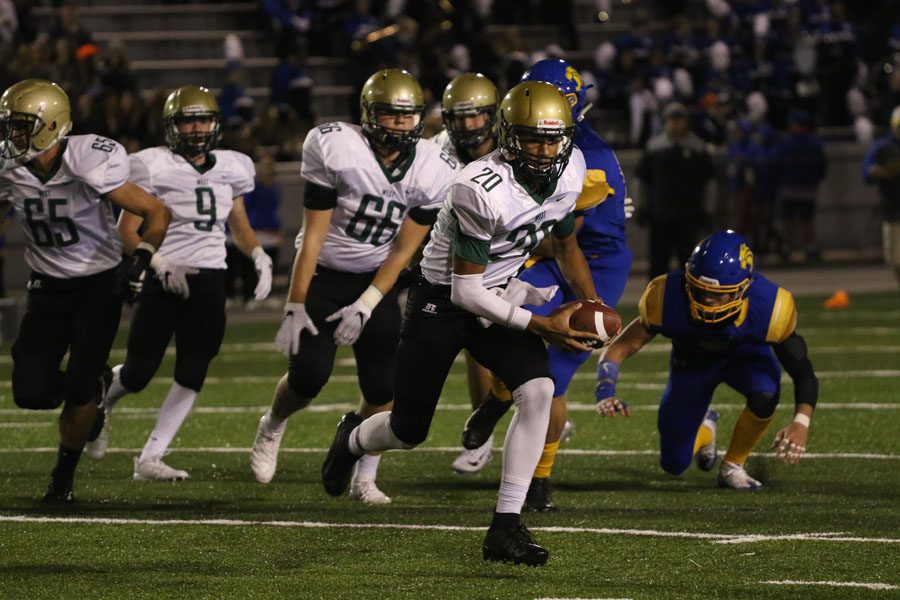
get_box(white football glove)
[150,252,198,299]
[274,302,319,356]
[325,285,383,346]
[251,246,273,301]
[623,196,635,219]
[478,278,559,328]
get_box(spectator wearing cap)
[862,105,900,302]
[771,108,827,262]
[635,102,716,279]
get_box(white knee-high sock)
[105,364,129,415]
[138,382,197,462]
[352,453,382,482]
[496,377,554,514]
[349,411,414,455]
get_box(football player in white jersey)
[0,79,171,502]
[322,81,602,565]
[85,86,273,481]
[250,68,457,504]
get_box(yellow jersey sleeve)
[766,287,797,343]
[574,169,614,212]
[639,275,667,328]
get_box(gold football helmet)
[441,72,498,151]
[359,68,425,152]
[163,86,221,156]
[498,81,574,184]
[0,79,72,163]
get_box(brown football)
[557,299,622,348]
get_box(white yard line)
[0,515,896,547]
[761,580,898,591]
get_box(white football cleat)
[349,479,392,504]
[451,434,493,474]
[560,418,576,443]
[133,457,189,481]
[695,409,718,471]
[717,461,763,490]
[250,413,286,484]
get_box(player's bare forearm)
[552,233,597,300]
[116,210,144,254]
[105,181,171,250]
[370,219,430,294]
[228,196,263,257]
[600,317,654,363]
[287,207,331,303]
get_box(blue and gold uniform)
[640,270,796,473]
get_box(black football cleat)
[322,411,363,496]
[462,393,512,450]
[524,477,557,512]
[482,524,549,566]
[42,479,74,504]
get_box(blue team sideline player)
[595,230,818,489]
[459,59,633,511]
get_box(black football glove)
[114,247,153,300]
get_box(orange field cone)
[824,289,850,309]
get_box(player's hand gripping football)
[275,302,318,356]
[251,247,273,301]
[529,302,601,353]
[325,298,372,346]
[151,253,198,299]
[771,420,809,465]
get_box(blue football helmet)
[685,230,754,324]
[521,58,591,122]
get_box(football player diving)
[87,86,274,481]
[250,69,457,504]
[595,230,818,489]
[0,79,170,501]
[322,81,602,566]
[456,59,634,511]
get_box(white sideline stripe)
[1,401,897,417]
[761,580,898,591]
[0,422,52,428]
[0,446,896,460]
[0,515,897,546]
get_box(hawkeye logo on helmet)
[565,66,584,90]
[740,244,754,271]
[536,119,564,129]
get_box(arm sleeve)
[772,332,818,409]
[303,180,338,210]
[451,271,532,330]
[408,206,439,225]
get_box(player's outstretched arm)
[594,317,655,417]
[104,181,171,251]
[550,228,599,302]
[228,196,273,301]
[771,331,818,464]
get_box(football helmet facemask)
[0,79,72,163]
[498,81,575,186]
[163,86,221,157]
[685,229,754,324]
[360,68,425,153]
[521,58,592,122]
[441,72,498,152]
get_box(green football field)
[1,292,898,599]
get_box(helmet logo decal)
[536,118,564,130]
[564,66,583,91]
[740,244,754,271]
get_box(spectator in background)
[270,43,314,121]
[227,152,283,308]
[727,119,764,251]
[862,105,900,303]
[0,0,18,48]
[636,102,716,279]
[772,109,827,262]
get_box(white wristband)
[251,245,266,260]
[793,413,811,428]
[136,241,157,254]
[359,284,384,311]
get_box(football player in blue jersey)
[595,230,818,489]
[459,59,634,510]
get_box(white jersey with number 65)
[129,147,255,269]
[0,134,128,279]
[297,122,458,273]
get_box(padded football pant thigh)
[352,287,400,407]
[120,290,177,394]
[657,368,720,475]
[11,291,71,410]
[65,284,122,405]
[172,277,227,392]
[722,345,782,418]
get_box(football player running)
[250,69,457,503]
[88,86,272,482]
[457,59,633,512]
[322,81,602,565]
[595,230,818,489]
[0,79,170,502]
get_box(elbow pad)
[451,272,532,330]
